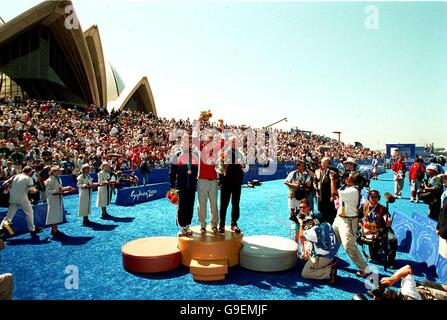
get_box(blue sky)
[1,1,446,150]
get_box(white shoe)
[410,199,414,202]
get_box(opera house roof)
[0,0,157,115]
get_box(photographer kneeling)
[300,215,340,284]
[358,190,397,269]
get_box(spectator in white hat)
[77,163,95,225]
[96,161,113,218]
[45,165,72,237]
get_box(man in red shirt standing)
[192,116,224,235]
[392,154,407,199]
[408,158,425,202]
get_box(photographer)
[372,265,447,300]
[330,171,370,277]
[300,215,339,284]
[358,190,397,269]
[292,199,322,243]
[284,159,312,225]
[419,164,443,220]
[0,239,13,300]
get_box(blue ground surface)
[0,170,439,300]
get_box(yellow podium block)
[177,226,244,267]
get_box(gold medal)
[187,170,192,175]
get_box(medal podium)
[121,226,244,281]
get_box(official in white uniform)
[96,162,112,218]
[77,164,94,225]
[0,166,42,236]
[45,166,71,237]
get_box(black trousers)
[369,232,398,264]
[177,188,196,227]
[428,198,441,221]
[317,199,337,224]
[219,183,241,229]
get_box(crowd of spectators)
[0,99,385,180]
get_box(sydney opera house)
[0,0,157,114]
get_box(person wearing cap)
[97,162,113,218]
[314,157,338,224]
[45,166,72,237]
[77,163,95,225]
[339,157,357,189]
[358,189,397,268]
[419,164,443,220]
[391,155,406,199]
[330,171,370,277]
[0,166,42,237]
[300,213,340,284]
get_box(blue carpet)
[0,170,439,300]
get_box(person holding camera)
[0,239,13,300]
[330,171,370,277]
[314,157,338,224]
[419,164,443,221]
[284,159,312,225]
[358,190,397,269]
[373,265,447,300]
[300,215,340,284]
[291,199,322,243]
[0,166,42,237]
